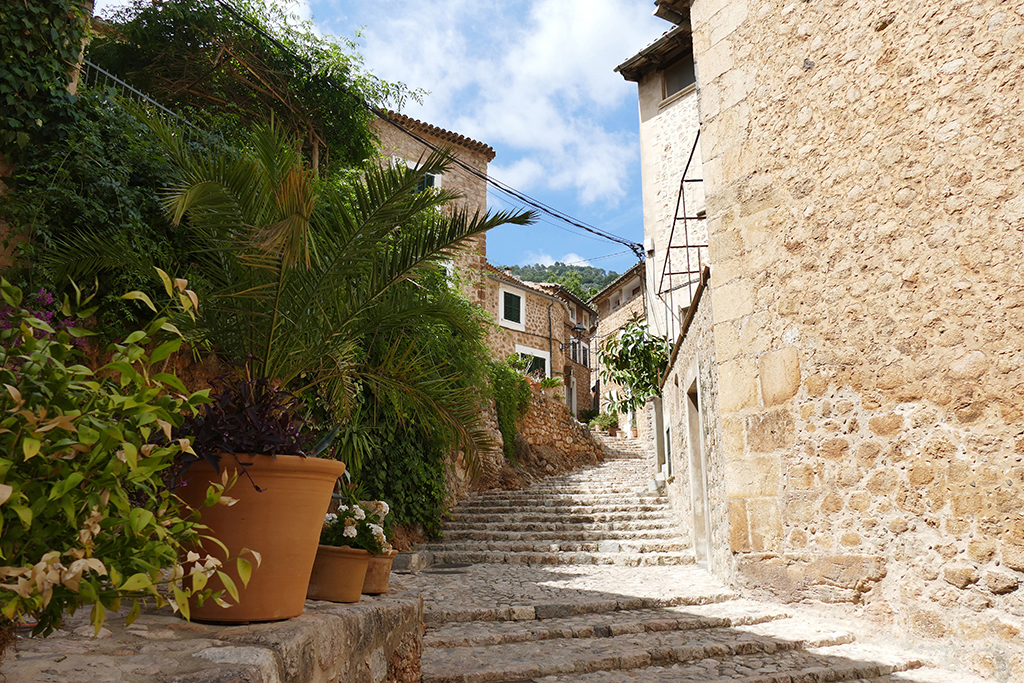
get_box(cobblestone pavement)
[400,435,985,683]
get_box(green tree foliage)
[508,262,620,301]
[488,358,531,460]
[88,0,413,172]
[0,0,91,158]
[597,316,670,414]
[50,120,534,472]
[2,91,218,339]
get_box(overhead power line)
[207,0,645,259]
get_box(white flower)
[324,513,338,525]
[378,501,389,518]
[343,525,357,538]
[337,505,349,512]
[353,506,366,521]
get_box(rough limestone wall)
[519,390,605,473]
[662,287,725,571]
[691,0,1024,677]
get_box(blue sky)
[316,0,668,277]
[95,0,670,278]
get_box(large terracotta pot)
[362,550,399,595]
[178,454,346,623]
[307,545,370,603]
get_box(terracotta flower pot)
[178,453,346,623]
[307,545,371,603]
[362,549,399,595]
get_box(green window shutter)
[503,292,522,324]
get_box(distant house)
[372,112,596,420]
[589,261,646,434]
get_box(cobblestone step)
[423,540,687,553]
[425,600,791,647]
[457,497,669,509]
[450,503,671,514]
[428,550,696,566]
[421,618,857,683]
[444,520,675,533]
[446,512,674,525]
[520,644,928,683]
[441,529,678,541]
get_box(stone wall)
[519,389,605,474]
[3,591,423,683]
[689,0,1024,676]
[660,282,728,573]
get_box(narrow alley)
[396,437,982,683]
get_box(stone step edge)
[424,606,791,648]
[425,551,696,567]
[423,590,738,625]
[481,651,929,683]
[421,626,855,683]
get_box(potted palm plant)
[49,120,535,621]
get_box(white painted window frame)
[515,344,551,378]
[499,287,526,332]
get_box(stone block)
[746,498,783,552]
[818,437,850,460]
[868,413,904,436]
[804,554,887,591]
[968,539,997,564]
[717,357,758,413]
[729,499,751,552]
[759,347,801,406]
[725,457,779,498]
[713,321,742,362]
[699,37,735,86]
[943,565,981,589]
[745,409,796,452]
[1002,542,1024,572]
[910,607,949,638]
[721,415,745,454]
[984,570,1019,595]
[948,350,990,379]
[712,279,755,324]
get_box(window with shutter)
[503,292,521,324]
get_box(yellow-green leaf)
[125,600,142,627]
[121,291,157,313]
[91,601,106,634]
[0,483,11,506]
[122,442,138,470]
[155,268,174,297]
[173,585,190,621]
[150,339,181,365]
[217,571,240,602]
[120,573,153,592]
[236,557,253,588]
[191,570,208,592]
[22,438,40,460]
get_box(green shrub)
[0,279,244,636]
[489,358,531,460]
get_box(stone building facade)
[621,0,1024,677]
[590,262,649,436]
[370,112,493,291]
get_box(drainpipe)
[547,302,554,377]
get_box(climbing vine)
[1,0,91,157]
[489,358,531,460]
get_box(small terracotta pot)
[607,427,617,437]
[178,454,346,623]
[307,545,371,603]
[362,550,399,595]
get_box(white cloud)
[350,0,664,205]
[560,253,591,267]
[521,251,555,267]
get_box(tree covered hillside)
[506,263,621,301]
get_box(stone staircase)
[400,434,981,683]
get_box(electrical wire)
[208,0,646,258]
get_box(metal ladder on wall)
[656,131,707,335]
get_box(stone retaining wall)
[2,591,423,683]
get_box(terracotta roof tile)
[381,111,496,162]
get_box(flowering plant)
[320,500,392,555]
